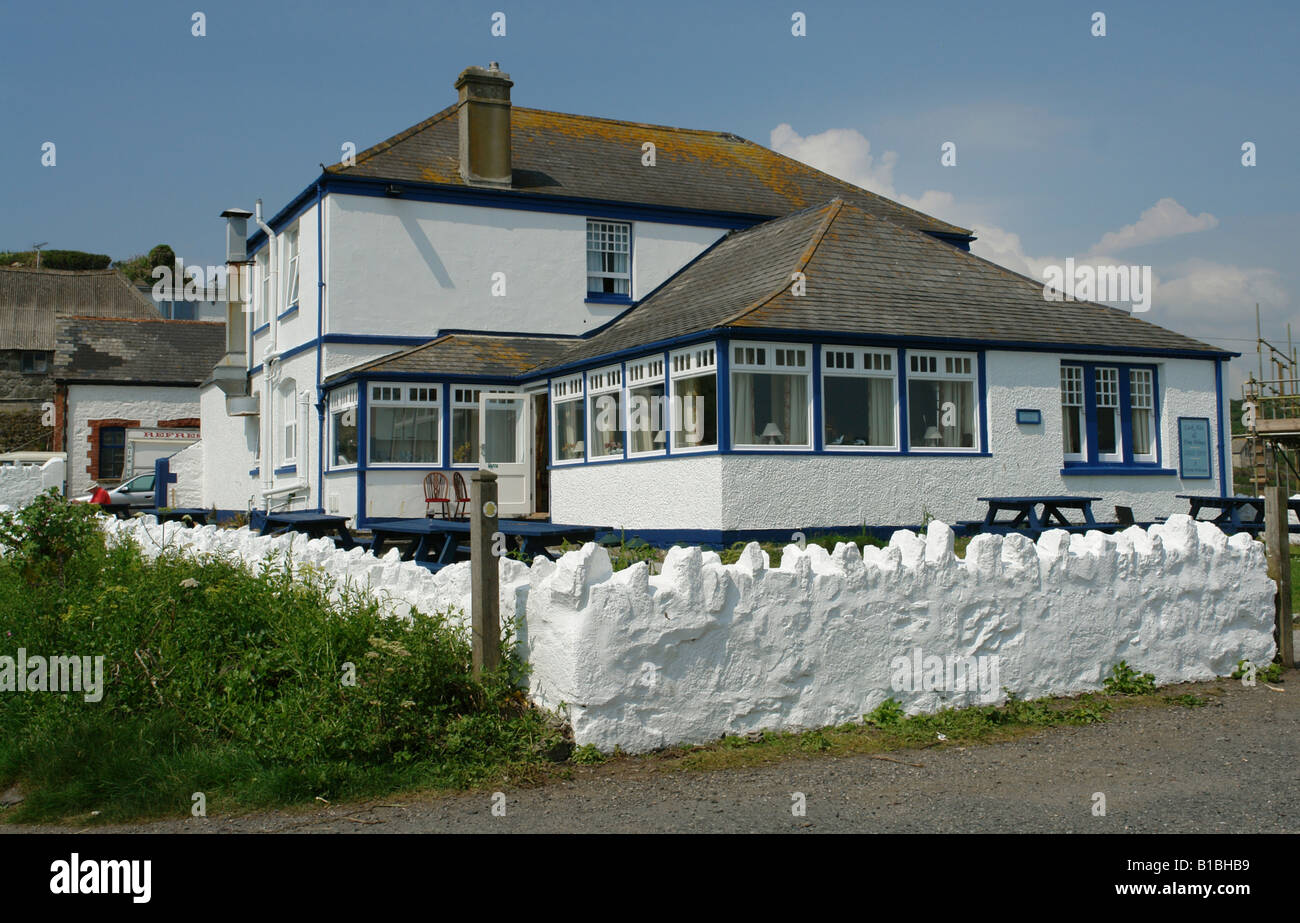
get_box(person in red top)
[88,486,111,506]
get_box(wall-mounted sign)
[1178,417,1213,479]
[1015,409,1042,425]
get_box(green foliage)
[113,244,176,284]
[864,698,905,727]
[0,497,562,822]
[569,744,606,765]
[1165,693,1208,708]
[0,249,111,271]
[1103,661,1157,696]
[605,534,658,572]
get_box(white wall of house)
[198,384,259,511]
[324,193,725,338]
[64,383,200,498]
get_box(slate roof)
[325,105,971,239]
[329,333,575,383]
[550,199,1230,366]
[54,317,228,385]
[0,267,160,350]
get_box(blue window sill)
[278,305,299,321]
[253,323,270,335]
[585,293,632,306]
[1061,464,1176,476]
[249,468,259,476]
[274,464,298,475]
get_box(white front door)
[479,392,529,516]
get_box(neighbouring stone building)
[0,266,160,452]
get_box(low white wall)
[0,457,65,508]
[98,513,1276,755]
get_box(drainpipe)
[254,198,277,504]
[315,180,325,515]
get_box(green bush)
[0,495,561,822]
[1103,661,1157,696]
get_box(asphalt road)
[9,673,1299,834]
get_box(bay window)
[368,383,440,465]
[670,344,718,451]
[552,374,585,463]
[906,351,978,451]
[1129,368,1155,461]
[1095,366,1121,461]
[731,343,810,448]
[626,356,666,455]
[587,365,624,459]
[822,347,896,449]
[328,384,358,467]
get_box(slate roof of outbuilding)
[324,105,971,239]
[329,333,576,383]
[0,267,160,350]
[54,317,228,385]
[550,199,1230,366]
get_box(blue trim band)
[278,305,300,321]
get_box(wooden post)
[1264,486,1294,668]
[470,470,500,677]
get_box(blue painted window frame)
[1060,360,1165,472]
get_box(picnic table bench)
[1174,494,1300,535]
[966,495,1110,540]
[365,518,603,570]
[258,511,358,549]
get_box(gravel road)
[7,672,1298,834]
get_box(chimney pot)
[455,63,513,187]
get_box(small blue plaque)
[1016,409,1042,425]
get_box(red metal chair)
[452,471,470,520]
[423,472,451,518]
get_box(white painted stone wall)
[0,457,65,508]
[64,384,200,497]
[99,513,1274,755]
[167,442,203,508]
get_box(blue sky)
[2,0,1296,388]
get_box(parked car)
[75,473,156,508]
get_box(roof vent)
[455,64,514,188]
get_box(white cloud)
[767,120,1292,372]
[1088,198,1219,255]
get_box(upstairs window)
[586,220,630,297]
[20,351,48,374]
[284,228,301,310]
[280,380,298,465]
[256,251,270,328]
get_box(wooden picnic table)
[365,518,603,569]
[259,511,357,549]
[1174,494,1287,534]
[973,495,1107,539]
